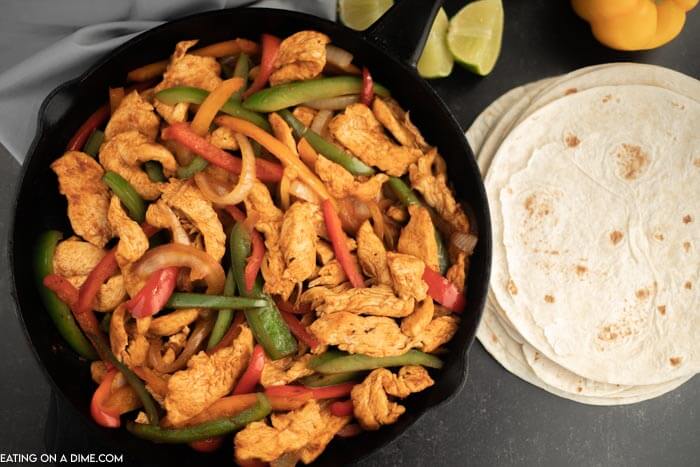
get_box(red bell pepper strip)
[232,344,266,395]
[242,34,280,99]
[321,199,365,288]
[42,274,79,309]
[279,311,320,349]
[223,205,246,223]
[244,224,264,293]
[75,250,118,316]
[90,368,121,428]
[126,267,179,319]
[189,436,224,453]
[308,382,355,399]
[274,299,311,315]
[330,400,354,417]
[207,311,246,355]
[422,266,466,312]
[162,123,283,183]
[266,382,355,401]
[67,105,110,152]
[360,67,374,106]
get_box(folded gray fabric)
[0,0,336,164]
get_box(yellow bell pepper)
[572,0,698,50]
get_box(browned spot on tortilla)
[654,233,665,241]
[523,194,552,218]
[683,241,691,252]
[669,357,682,366]
[564,88,577,95]
[544,294,555,303]
[635,289,649,300]
[671,102,685,110]
[602,94,612,103]
[491,333,498,344]
[534,352,541,361]
[575,265,588,275]
[507,280,518,295]
[565,134,580,148]
[694,158,700,168]
[683,215,693,224]
[576,386,583,393]
[610,231,624,245]
[615,144,649,180]
[657,305,666,315]
[684,281,693,290]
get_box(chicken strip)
[278,202,319,297]
[149,309,200,336]
[297,404,351,464]
[145,200,191,246]
[310,311,411,357]
[165,325,253,426]
[386,252,428,301]
[380,97,429,150]
[351,366,434,430]
[208,126,239,151]
[445,250,467,293]
[110,304,149,368]
[53,238,106,277]
[104,91,160,141]
[154,40,222,123]
[66,274,126,312]
[160,179,226,262]
[308,260,347,288]
[409,149,470,235]
[260,354,315,387]
[99,131,177,200]
[310,285,414,318]
[328,103,422,176]
[401,297,434,338]
[51,151,111,247]
[397,205,439,271]
[372,98,421,149]
[411,315,460,353]
[108,196,149,264]
[270,31,330,86]
[292,105,317,127]
[314,156,388,201]
[356,220,391,286]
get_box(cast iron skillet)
[10,0,491,464]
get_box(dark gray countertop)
[1,0,698,465]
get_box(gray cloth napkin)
[0,0,336,164]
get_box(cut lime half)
[447,0,504,76]
[417,8,454,79]
[338,0,395,31]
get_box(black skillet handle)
[362,0,444,69]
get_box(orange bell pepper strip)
[191,77,245,136]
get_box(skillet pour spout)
[10,3,491,465]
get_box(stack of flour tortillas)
[467,63,700,405]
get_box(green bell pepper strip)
[102,171,146,223]
[310,349,443,374]
[230,222,297,360]
[207,270,236,349]
[230,53,250,101]
[143,160,166,182]
[83,130,104,157]
[176,156,208,179]
[388,176,450,274]
[154,87,271,132]
[165,292,267,310]
[278,110,375,176]
[34,231,96,360]
[126,393,271,443]
[243,76,390,113]
[299,371,361,388]
[100,313,112,334]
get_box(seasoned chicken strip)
[411,315,460,353]
[328,103,422,176]
[372,98,420,149]
[310,284,414,318]
[314,156,388,201]
[401,297,434,338]
[51,151,112,247]
[381,97,429,150]
[105,91,160,141]
[397,205,440,271]
[154,40,222,124]
[446,251,467,293]
[292,105,317,127]
[270,31,330,86]
[149,309,200,336]
[160,179,226,262]
[297,404,351,464]
[165,326,253,426]
[99,131,177,200]
[208,126,239,151]
[310,311,411,357]
[110,304,149,368]
[308,260,347,288]
[260,354,314,387]
[53,238,106,277]
[409,149,470,235]
[356,220,391,285]
[108,196,148,264]
[386,252,428,301]
[66,274,126,312]
[145,200,191,246]
[351,366,434,430]
[278,202,319,297]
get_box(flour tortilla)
[487,84,700,385]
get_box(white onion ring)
[310,109,333,134]
[289,179,320,204]
[305,95,359,111]
[451,231,478,256]
[325,45,353,68]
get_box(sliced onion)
[279,169,292,210]
[149,317,214,373]
[306,95,359,111]
[325,45,353,68]
[158,202,191,245]
[133,244,225,294]
[194,132,256,205]
[310,109,333,134]
[289,179,320,204]
[451,231,478,256]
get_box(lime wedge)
[338,0,394,31]
[417,8,454,79]
[447,0,504,76]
